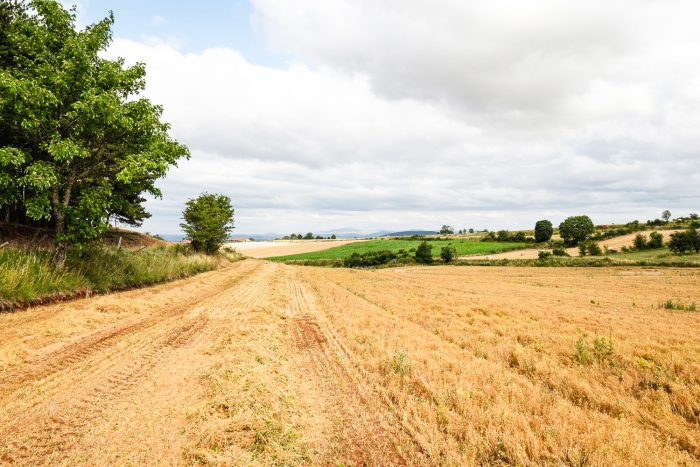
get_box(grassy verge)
[269,239,529,262]
[0,245,241,310]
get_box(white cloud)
[105,1,700,234]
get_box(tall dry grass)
[0,244,226,307]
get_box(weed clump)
[391,350,410,378]
[658,300,697,312]
[574,336,614,365]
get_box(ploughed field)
[270,238,528,261]
[0,260,699,465]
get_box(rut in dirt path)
[0,261,277,466]
[287,271,429,466]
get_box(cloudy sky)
[70,0,700,235]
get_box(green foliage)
[552,247,569,257]
[391,350,410,378]
[440,245,457,263]
[534,220,553,243]
[559,215,595,246]
[574,336,614,365]
[668,228,700,254]
[648,231,664,249]
[633,234,647,250]
[181,193,235,254]
[662,210,672,222]
[439,225,454,235]
[0,245,218,307]
[535,219,554,243]
[270,239,528,262]
[538,251,552,260]
[303,232,314,240]
[0,1,188,245]
[578,240,602,257]
[658,300,697,312]
[343,250,397,268]
[574,337,593,365]
[414,241,433,264]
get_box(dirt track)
[1,260,699,465]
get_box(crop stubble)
[0,260,698,465]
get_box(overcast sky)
[70,0,700,234]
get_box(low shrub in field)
[668,228,700,254]
[552,247,569,257]
[538,251,552,260]
[578,241,602,257]
[415,241,433,264]
[440,245,457,263]
[633,234,647,250]
[648,231,664,249]
[658,300,697,312]
[343,250,397,268]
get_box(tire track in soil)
[0,260,262,396]
[0,261,274,465]
[287,269,427,466]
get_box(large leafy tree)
[558,215,595,246]
[534,219,553,243]
[181,193,235,254]
[0,1,188,247]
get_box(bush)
[559,215,595,246]
[578,240,602,257]
[633,234,647,250]
[538,251,552,260]
[440,245,457,263]
[181,193,235,254]
[415,241,433,264]
[534,220,553,243]
[668,228,700,254]
[552,247,569,257]
[648,231,664,249]
[343,250,397,268]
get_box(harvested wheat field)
[1,260,699,465]
[227,239,360,258]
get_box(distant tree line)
[282,233,336,240]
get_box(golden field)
[0,260,698,465]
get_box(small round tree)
[415,241,433,264]
[662,210,672,223]
[559,215,595,246]
[440,245,457,263]
[534,220,553,243]
[180,193,235,254]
